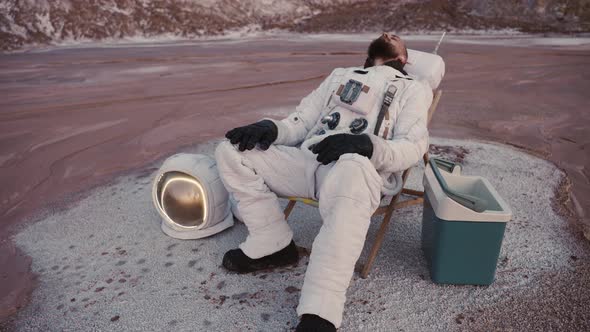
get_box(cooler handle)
[429,158,487,212]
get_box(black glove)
[225,120,278,151]
[311,133,373,165]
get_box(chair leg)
[360,168,412,279]
[284,200,297,219]
[401,188,424,197]
[394,197,424,209]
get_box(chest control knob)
[350,118,368,134]
[321,112,340,130]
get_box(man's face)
[384,33,406,57]
[371,33,407,65]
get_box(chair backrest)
[424,89,442,165]
[428,90,443,125]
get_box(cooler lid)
[423,159,512,223]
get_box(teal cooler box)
[422,159,512,285]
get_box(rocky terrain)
[1,0,589,51]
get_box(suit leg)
[215,141,316,259]
[297,153,382,328]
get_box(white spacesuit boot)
[296,153,383,328]
[215,140,317,259]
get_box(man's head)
[364,33,408,70]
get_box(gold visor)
[155,171,207,228]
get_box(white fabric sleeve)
[368,82,433,173]
[267,70,337,146]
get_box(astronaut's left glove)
[312,133,373,165]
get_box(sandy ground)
[1,34,590,327]
[8,138,590,331]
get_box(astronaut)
[215,33,432,331]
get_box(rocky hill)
[1,0,588,51]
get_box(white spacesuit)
[215,64,432,328]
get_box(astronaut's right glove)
[225,120,278,151]
[312,133,373,165]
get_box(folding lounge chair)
[283,89,443,279]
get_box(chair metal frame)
[283,90,443,279]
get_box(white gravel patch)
[12,137,586,331]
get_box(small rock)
[285,286,299,294]
[455,313,465,324]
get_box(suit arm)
[368,83,432,173]
[267,70,338,146]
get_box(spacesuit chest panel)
[300,68,405,153]
[331,70,381,115]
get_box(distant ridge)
[1,0,588,51]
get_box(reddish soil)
[0,37,589,325]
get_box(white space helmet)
[152,153,233,239]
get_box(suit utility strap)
[374,85,397,136]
